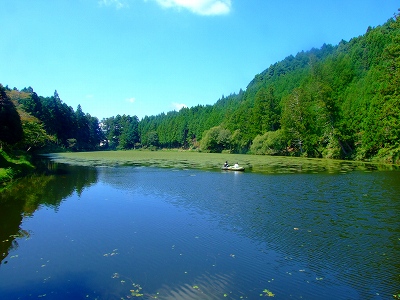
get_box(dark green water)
[0,162,399,299]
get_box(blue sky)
[1,0,398,120]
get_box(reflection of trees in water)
[0,161,98,265]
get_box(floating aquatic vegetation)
[130,283,143,297]
[111,273,144,298]
[130,289,143,297]
[103,249,118,257]
[261,289,275,297]
[51,150,394,175]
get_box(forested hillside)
[1,12,399,163]
[1,86,102,152]
[139,13,400,163]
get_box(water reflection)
[0,163,98,266]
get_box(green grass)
[44,149,398,174]
[0,168,8,179]
[0,150,35,185]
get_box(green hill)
[137,13,400,163]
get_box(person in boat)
[223,161,229,168]
[234,162,239,168]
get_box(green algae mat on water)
[44,150,398,174]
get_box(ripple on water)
[1,166,399,300]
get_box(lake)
[0,160,399,299]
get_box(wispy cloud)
[153,0,231,16]
[172,102,187,111]
[126,97,136,103]
[98,0,231,15]
[98,0,128,9]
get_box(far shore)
[43,150,399,174]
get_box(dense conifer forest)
[1,12,399,164]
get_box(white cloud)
[98,0,231,15]
[127,97,136,103]
[98,0,128,9]
[154,0,231,16]
[172,102,187,110]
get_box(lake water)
[0,162,399,299]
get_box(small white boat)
[221,166,245,171]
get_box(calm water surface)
[0,163,399,299]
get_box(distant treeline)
[1,11,399,163]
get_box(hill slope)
[137,14,399,163]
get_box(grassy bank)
[0,150,34,186]
[45,149,399,174]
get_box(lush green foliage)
[135,13,400,163]
[0,150,34,186]
[101,114,139,149]
[249,129,287,155]
[0,85,23,147]
[4,87,103,152]
[200,126,231,153]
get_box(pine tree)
[0,84,23,147]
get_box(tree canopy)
[0,84,23,147]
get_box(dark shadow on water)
[0,270,104,300]
[0,161,98,266]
